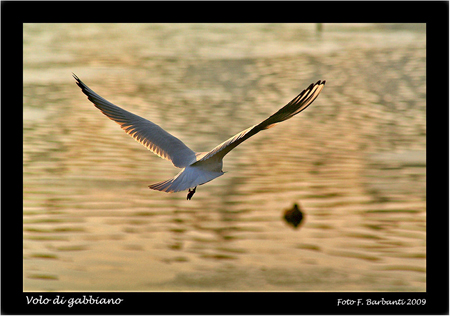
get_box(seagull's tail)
[149,166,224,193]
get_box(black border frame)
[3,1,449,314]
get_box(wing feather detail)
[194,80,326,164]
[73,74,196,168]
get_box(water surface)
[23,23,426,291]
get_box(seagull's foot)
[187,187,197,200]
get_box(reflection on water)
[23,23,426,291]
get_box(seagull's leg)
[187,187,197,200]
[187,189,192,200]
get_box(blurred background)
[23,23,426,291]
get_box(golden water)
[23,23,426,291]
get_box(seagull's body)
[73,74,325,199]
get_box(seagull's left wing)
[73,74,197,168]
[194,80,326,164]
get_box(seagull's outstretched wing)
[194,80,326,164]
[73,74,196,168]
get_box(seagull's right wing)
[73,74,197,168]
[194,80,326,164]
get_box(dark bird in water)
[283,203,304,229]
[73,73,325,200]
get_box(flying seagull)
[73,74,325,200]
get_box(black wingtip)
[72,73,85,91]
[72,73,80,84]
[315,79,326,85]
